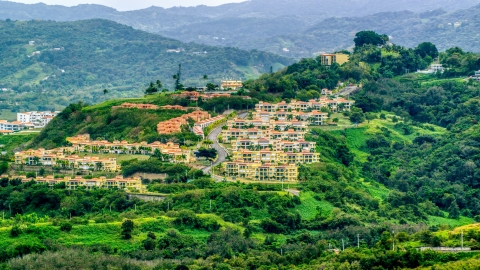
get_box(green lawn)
[295,191,334,220]
[428,215,475,227]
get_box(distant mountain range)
[1,0,479,58]
[0,19,289,113]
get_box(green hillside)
[2,33,480,269]
[0,19,290,113]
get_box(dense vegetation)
[1,0,478,58]
[0,19,289,114]
[4,33,480,269]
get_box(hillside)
[3,35,480,269]
[261,4,480,57]
[1,0,480,58]
[0,19,289,113]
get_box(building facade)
[17,111,59,128]
[224,162,298,182]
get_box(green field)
[295,192,334,220]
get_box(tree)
[173,64,182,91]
[354,31,387,47]
[145,82,158,95]
[349,107,366,123]
[143,231,156,251]
[415,42,439,59]
[206,83,216,91]
[103,89,108,95]
[195,148,217,160]
[121,219,134,239]
[448,200,460,219]
[156,80,163,90]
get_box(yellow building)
[14,175,145,192]
[232,150,319,164]
[66,134,190,163]
[15,149,119,172]
[220,80,243,90]
[224,162,298,182]
[320,53,349,66]
[231,138,316,152]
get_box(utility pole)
[357,234,360,248]
[461,230,464,249]
[210,200,212,210]
[342,239,345,251]
[392,230,395,251]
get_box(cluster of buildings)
[113,103,203,111]
[172,91,231,101]
[1,174,144,192]
[256,98,354,113]
[112,103,160,110]
[157,110,210,134]
[156,107,226,138]
[0,111,59,133]
[66,134,190,162]
[14,133,193,172]
[17,111,59,128]
[221,101,325,182]
[15,148,119,171]
[0,120,34,134]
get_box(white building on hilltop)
[17,111,60,128]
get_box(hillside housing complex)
[1,174,144,192]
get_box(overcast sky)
[9,0,246,10]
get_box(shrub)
[60,222,73,232]
[121,219,134,239]
[10,225,22,237]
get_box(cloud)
[8,0,246,11]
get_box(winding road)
[202,112,247,175]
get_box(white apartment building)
[0,120,34,131]
[17,111,59,128]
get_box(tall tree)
[173,64,183,91]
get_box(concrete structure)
[193,115,226,139]
[224,162,298,182]
[15,149,119,172]
[227,118,308,132]
[0,120,34,131]
[221,127,306,142]
[255,98,354,114]
[473,70,480,81]
[157,110,210,134]
[220,80,243,90]
[231,138,316,152]
[172,91,231,101]
[66,134,189,162]
[112,103,159,110]
[232,150,319,164]
[253,110,329,126]
[17,111,59,128]
[320,53,349,66]
[5,174,144,192]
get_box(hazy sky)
[9,0,246,10]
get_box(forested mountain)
[262,4,480,58]
[0,19,289,113]
[1,0,479,58]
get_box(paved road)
[202,112,248,175]
[338,86,360,96]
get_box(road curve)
[202,112,247,174]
